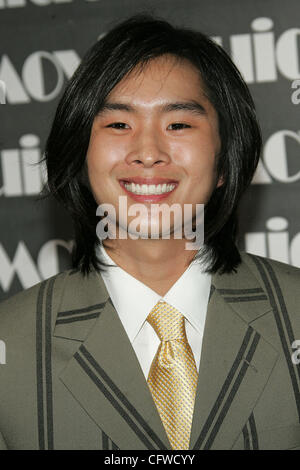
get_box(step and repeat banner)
[0,0,299,301]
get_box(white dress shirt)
[97,243,211,379]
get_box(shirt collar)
[97,243,211,342]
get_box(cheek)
[174,141,217,177]
[176,142,218,198]
[86,135,121,176]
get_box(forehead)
[107,55,208,103]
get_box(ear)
[216,174,224,188]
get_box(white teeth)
[124,182,176,195]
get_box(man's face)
[87,55,222,238]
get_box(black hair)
[44,13,262,275]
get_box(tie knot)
[147,301,186,342]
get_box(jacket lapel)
[189,253,279,449]
[54,269,170,450]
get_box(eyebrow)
[97,100,207,116]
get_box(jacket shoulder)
[0,270,73,334]
[240,251,300,323]
[241,251,300,287]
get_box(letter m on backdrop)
[0,80,5,104]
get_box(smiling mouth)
[119,178,179,202]
[119,180,178,196]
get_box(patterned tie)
[146,301,198,450]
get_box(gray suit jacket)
[0,251,300,450]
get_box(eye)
[106,122,130,129]
[167,123,191,130]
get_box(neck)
[102,238,199,296]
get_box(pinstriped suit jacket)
[0,251,300,450]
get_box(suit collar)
[53,269,109,341]
[54,254,279,449]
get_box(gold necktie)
[146,301,198,450]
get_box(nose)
[125,126,171,168]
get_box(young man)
[0,15,300,450]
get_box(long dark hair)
[44,14,262,275]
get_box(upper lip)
[119,177,178,185]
